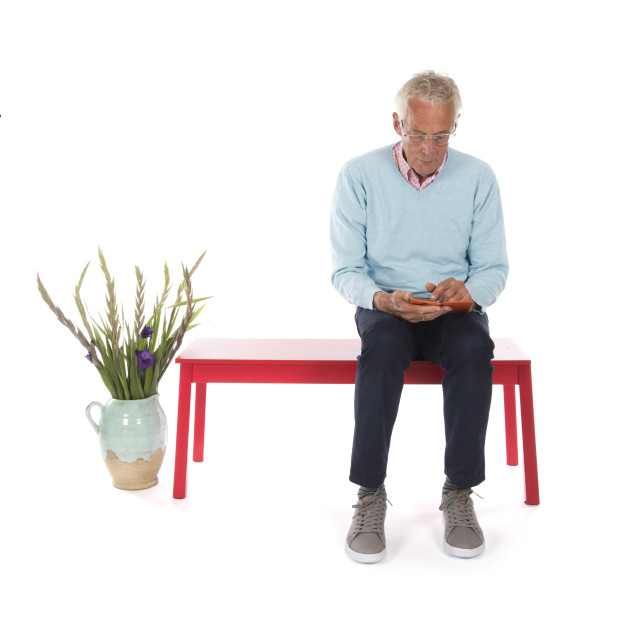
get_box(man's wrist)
[372,291,387,310]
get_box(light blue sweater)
[330,144,508,311]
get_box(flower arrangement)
[37,249,209,400]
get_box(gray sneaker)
[439,486,485,558]
[345,485,389,563]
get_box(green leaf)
[97,367,118,398]
[187,303,206,327]
[143,364,154,397]
[129,350,144,400]
[166,295,212,310]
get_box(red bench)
[172,338,539,504]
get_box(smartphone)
[409,298,474,314]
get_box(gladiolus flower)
[85,353,93,363]
[135,349,155,372]
[141,326,153,339]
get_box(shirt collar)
[392,142,447,190]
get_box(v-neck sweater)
[330,144,508,311]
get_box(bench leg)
[173,364,193,499]
[503,384,519,466]
[193,383,207,462]
[518,365,540,505]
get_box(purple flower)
[141,326,153,339]
[85,353,93,363]
[135,349,155,372]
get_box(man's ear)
[393,112,403,137]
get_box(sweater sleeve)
[464,167,509,312]
[330,166,380,309]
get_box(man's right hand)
[372,290,451,323]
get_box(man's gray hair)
[395,70,462,122]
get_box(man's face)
[393,98,458,181]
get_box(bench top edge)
[175,337,531,365]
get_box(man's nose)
[419,138,438,153]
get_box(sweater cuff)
[361,286,382,310]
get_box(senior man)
[330,70,508,563]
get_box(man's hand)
[426,279,473,304]
[373,290,451,323]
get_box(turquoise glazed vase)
[85,394,168,490]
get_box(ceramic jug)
[86,394,168,490]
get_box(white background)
[1,1,639,638]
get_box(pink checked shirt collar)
[392,142,447,190]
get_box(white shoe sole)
[443,539,485,558]
[345,542,387,564]
[442,513,485,558]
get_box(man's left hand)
[426,279,474,308]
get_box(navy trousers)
[350,307,495,489]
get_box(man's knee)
[442,315,494,364]
[457,328,494,360]
[356,309,413,369]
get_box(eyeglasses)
[401,122,456,147]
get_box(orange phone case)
[409,298,474,314]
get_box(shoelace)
[351,488,392,534]
[439,489,483,528]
